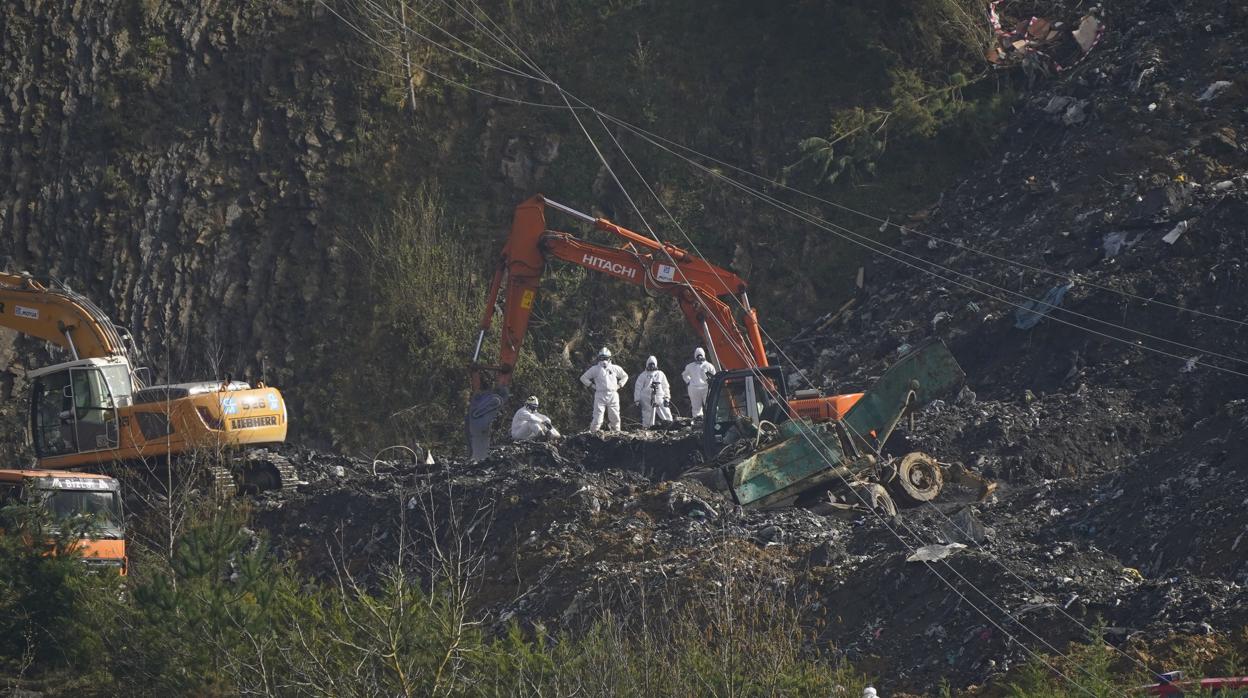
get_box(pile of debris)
[254,411,1247,690]
[986,1,1105,78]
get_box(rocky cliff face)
[1,1,363,439]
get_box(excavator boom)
[467,195,782,458]
[470,196,765,389]
[0,273,132,362]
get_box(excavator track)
[206,462,239,499]
[241,449,300,494]
[268,451,300,493]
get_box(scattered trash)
[941,507,992,545]
[907,542,967,563]
[1196,80,1233,102]
[1043,96,1089,125]
[1072,14,1101,52]
[1014,283,1073,329]
[1180,356,1200,373]
[987,3,1104,76]
[1162,219,1191,245]
[1102,231,1128,258]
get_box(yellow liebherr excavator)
[0,272,294,493]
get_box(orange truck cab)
[0,469,127,574]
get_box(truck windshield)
[40,490,124,539]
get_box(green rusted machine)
[694,339,966,510]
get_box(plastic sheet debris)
[1072,15,1101,52]
[1043,96,1089,125]
[907,542,967,563]
[1014,283,1073,329]
[1162,219,1191,245]
[941,507,992,545]
[1196,81,1233,102]
[1103,231,1128,258]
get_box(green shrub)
[0,504,111,679]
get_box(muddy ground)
[252,0,1248,693]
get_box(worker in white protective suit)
[579,347,629,431]
[510,396,560,442]
[633,355,673,428]
[682,347,717,418]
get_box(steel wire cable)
[444,15,1161,685]
[608,119,1248,380]
[574,121,1111,698]
[532,53,1121,698]
[345,0,547,81]
[589,111,1150,695]
[599,117,1248,369]
[318,0,573,109]
[389,1,1248,370]
[592,110,1221,682]
[591,113,1169,681]
[324,6,1142,692]
[595,112,1248,330]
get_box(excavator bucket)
[466,388,507,461]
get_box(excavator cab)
[29,358,130,458]
[701,366,791,458]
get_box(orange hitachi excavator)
[465,195,865,459]
[0,272,294,493]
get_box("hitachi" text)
[582,254,637,279]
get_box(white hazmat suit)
[633,357,672,428]
[580,359,629,431]
[682,352,717,418]
[510,405,559,442]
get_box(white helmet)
[694,347,706,360]
[597,347,612,360]
[646,355,658,369]
[524,395,540,409]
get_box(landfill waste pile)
[245,1,1248,692]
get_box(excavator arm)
[0,273,131,361]
[470,196,765,391]
[466,195,769,458]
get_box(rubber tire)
[888,452,943,506]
